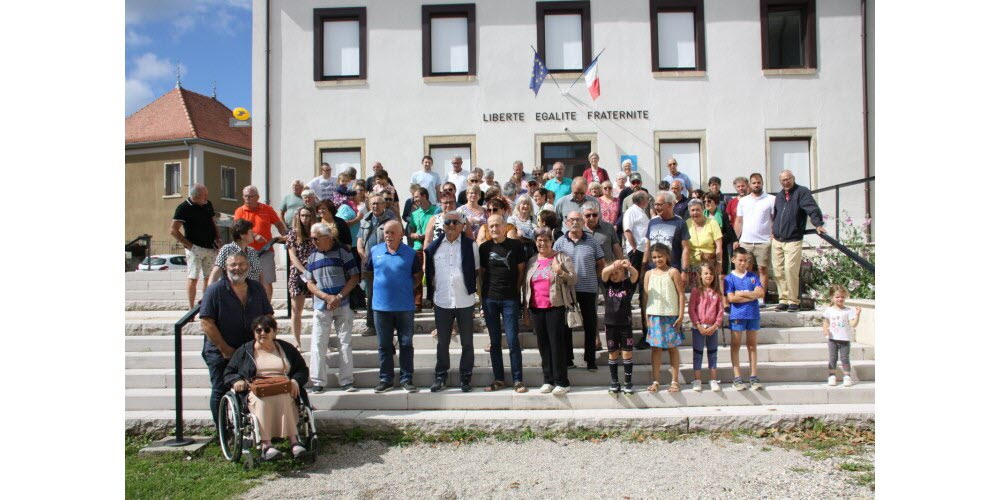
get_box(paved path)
[244,436,873,499]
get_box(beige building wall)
[203,151,252,216]
[125,151,189,247]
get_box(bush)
[801,212,875,300]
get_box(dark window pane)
[768,9,803,68]
[170,257,187,265]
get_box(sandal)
[513,382,528,393]
[668,382,681,393]
[647,381,660,393]
[484,381,505,392]
[291,442,307,458]
[261,445,282,461]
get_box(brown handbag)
[248,345,293,397]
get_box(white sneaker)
[758,298,765,308]
[691,380,702,392]
[828,375,837,386]
[539,384,555,394]
[843,375,855,387]
[552,385,570,395]
[710,380,721,392]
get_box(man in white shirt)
[411,155,442,205]
[307,162,340,202]
[446,155,470,193]
[424,210,479,393]
[734,172,776,304]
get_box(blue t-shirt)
[304,245,360,311]
[365,243,421,311]
[544,177,572,202]
[725,271,762,320]
[410,170,442,204]
[645,215,689,271]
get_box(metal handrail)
[165,303,200,447]
[810,176,874,195]
[805,229,874,274]
[126,234,152,270]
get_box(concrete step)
[124,327,831,352]
[125,343,873,371]
[126,360,874,392]
[124,382,874,411]
[126,270,290,282]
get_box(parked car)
[136,254,187,271]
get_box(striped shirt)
[214,242,261,282]
[303,245,359,311]
[553,232,605,294]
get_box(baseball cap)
[629,173,642,183]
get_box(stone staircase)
[124,272,875,432]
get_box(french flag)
[583,57,600,100]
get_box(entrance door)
[541,142,591,178]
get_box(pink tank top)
[530,257,555,308]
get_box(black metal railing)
[806,229,874,274]
[810,176,874,241]
[166,303,200,447]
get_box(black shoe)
[724,306,731,314]
[567,362,578,369]
[635,341,651,351]
[307,385,325,394]
[787,304,800,312]
[374,381,392,393]
[402,380,419,393]
[587,363,599,372]
[430,379,446,392]
[461,380,473,392]
[609,382,622,394]
[623,383,636,394]
[774,303,789,311]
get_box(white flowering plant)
[801,212,875,300]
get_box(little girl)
[823,285,861,387]
[601,259,639,394]
[642,243,685,393]
[688,263,724,392]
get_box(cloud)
[126,29,152,46]
[126,0,249,37]
[125,78,155,115]
[125,53,188,115]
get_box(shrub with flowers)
[801,212,875,300]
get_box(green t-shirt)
[278,194,305,228]
[408,204,440,250]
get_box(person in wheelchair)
[224,315,311,460]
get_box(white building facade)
[253,0,870,221]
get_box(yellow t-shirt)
[686,218,722,264]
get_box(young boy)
[724,247,765,390]
[601,259,640,394]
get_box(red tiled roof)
[125,87,251,150]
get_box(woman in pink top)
[688,263,725,392]
[598,180,619,225]
[523,228,577,394]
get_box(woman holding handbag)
[224,315,310,461]
[523,228,577,395]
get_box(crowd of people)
[169,154,861,448]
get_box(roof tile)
[125,87,251,150]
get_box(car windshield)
[142,258,167,266]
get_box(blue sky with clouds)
[125,0,252,116]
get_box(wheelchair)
[217,389,319,468]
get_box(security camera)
[563,126,569,132]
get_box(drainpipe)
[264,0,271,203]
[184,139,194,188]
[861,0,871,232]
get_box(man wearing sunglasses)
[304,223,361,393]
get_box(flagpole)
[567,47,605,91]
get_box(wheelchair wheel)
[218,393,243,462]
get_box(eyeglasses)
[486,208,499,213]
[567,217,582,222]
[469,179,481,183]
[584,213,599,218]
[603,186,612,190]
[668,163,677,167]
[310,235,329,241]
[443,219,462,226]
[255,327,273,333]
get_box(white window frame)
[653,130,707,189]
[764,128,818,191]
[164,162,181,197]
[220,166,237,200]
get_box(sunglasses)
[584,213,599,218]
[443,219,462,226]
[486,208,499,213]
[255,327,273,333]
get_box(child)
[823,285,861,387]
[688,263,724,392]
[601,258,640,394]
[725,247,764,390]
[642,243,685,393]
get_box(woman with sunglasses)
[285,206,317,349]
[598,180,619,225]
[224,315,310,461]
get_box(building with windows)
[125,86,252,247]
[252,0,871,221]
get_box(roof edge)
[125,138,251,155]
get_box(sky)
[125,0,252,116]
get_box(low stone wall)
[847,299,875,349]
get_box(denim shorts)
[729,318,760,331]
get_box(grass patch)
[789,467,811,474]
[856,471,875,490]
[840,462,874,472]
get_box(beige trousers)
[771,240,803,305]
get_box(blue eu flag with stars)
[529,52,549,96]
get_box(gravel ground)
[243,436,873,499]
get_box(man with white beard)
[199,252,275,426]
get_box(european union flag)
[529,51,549,96]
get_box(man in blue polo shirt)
[544,162,573,202]
[199,252,274,425]
[365,220,423,393]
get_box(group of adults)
[168,153,826,412]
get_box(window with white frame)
[768,139,811,191]
[423,4,476,76]
[321,148,362,177]
[537,2,591,73]
[658,140,701,190]
[221,166,237,199]
[314,8,366,81]
[164,163,181,196]
[430,144,472,181]
[650,0,704,71]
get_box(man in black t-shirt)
[171,183,221,309]
[478,214,527,392]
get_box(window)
[429,144,472,180]
[658,140,701,190]
[768,138,811,191]
[314,8,367,81]
[536,1,591,73]
[760,0,816,70]
[649,0,705,71]
[321,148,362,177]
[221,166,237,199]
[541,142,591,178]
[422,4,476,77]
[164,163,181,196]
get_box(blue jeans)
[484,298,523,383]
[691,327,719,371]
[374,310,415,383]
[202,348,228,427]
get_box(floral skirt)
[647,315,683,349]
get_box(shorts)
[185,245,217,279]
[258,250,277,284]
[605,324,634,352]
[729,318,760,331]
[647,315,683,349]
[739,241,772,269]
